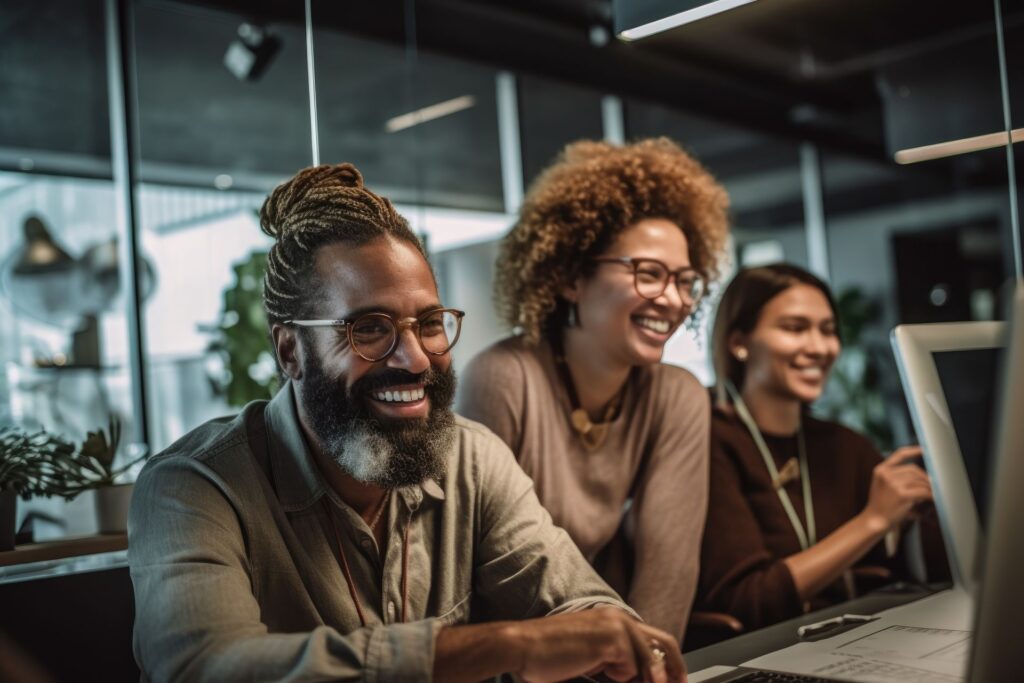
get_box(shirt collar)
[263,381,447,512]
[263,382,327,512]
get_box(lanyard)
[725,382,817,551]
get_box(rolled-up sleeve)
[128,456,441,683]
[467,428,636,622]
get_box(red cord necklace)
[324,497,411,627]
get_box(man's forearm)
[433,621,525,683]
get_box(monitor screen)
[892,319,1004,587]
[932,347,1000,524]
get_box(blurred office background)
[1,0,1021,538]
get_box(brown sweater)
[457,336,710,640]
[697,406,946,630]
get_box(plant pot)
[94,483,134,534]
[0,489,15,551]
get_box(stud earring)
[735,348,748,361]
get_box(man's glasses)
[285,308,465,362]
[592,257,706,305]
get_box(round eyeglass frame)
[591,256,706,305]
[284,307,465,362]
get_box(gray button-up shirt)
[128,384,631,682]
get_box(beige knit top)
[457,336,710,639]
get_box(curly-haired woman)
[457,138,730,640]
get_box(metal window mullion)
[305,0,320,167]
[994,0,1022,280]
[602,95,625,145]
[800,142,830,281]
[105,0,150,447]
[496,71,524,213]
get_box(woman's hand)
[862,446,933,532]
[785,446,934,602]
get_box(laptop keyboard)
[730,672,844,683]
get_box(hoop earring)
[567,303,578,328]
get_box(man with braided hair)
[128,163,685,683]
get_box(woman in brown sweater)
[458,138,730,640]
[696,264,942,630]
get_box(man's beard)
[298,353,457,489]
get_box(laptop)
[691,283,1023,683]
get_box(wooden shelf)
[0,533,127,567]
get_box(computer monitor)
[891,320,1005,589]
[969,283,1024,682]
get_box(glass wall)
[810,4,1015,450]
[519,75,604,186]
[0,0,135,537]
[1001,0,1024,269]
[132,0,310,452]
[314,29,504,212]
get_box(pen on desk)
[797,613,879,640]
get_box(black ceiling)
[153,0,1024,168]
[1,0,1021,222]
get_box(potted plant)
[816,287,895,451]
[206,249,280,407]
[46,418,148,534]
[0,429,76,550]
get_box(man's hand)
[434,608,686,683]
[511,608,685,683]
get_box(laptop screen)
[931,347,999,525]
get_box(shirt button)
[360,538,372,549]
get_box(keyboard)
[728,672,844,683]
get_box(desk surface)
[0,532,127,567]
[684,583,947,673]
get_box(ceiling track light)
[895,128,1024,164]
[617,0,759,41]
[385,95,476,133]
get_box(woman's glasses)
[592,257,705,305]
[285,308,465,362]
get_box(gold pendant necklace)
[571,408,614,450]
[551,333,627,452]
